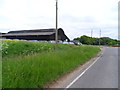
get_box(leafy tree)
[79,35,92,45]
[100,37,112,45]
[92,38,99,45]
[74,37,80,41]
[73,35,119,46]
[108,41,117,45]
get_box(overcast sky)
[0,0,119,40]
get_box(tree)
[100,37,112,45]
[92,38,99,45]
[74,37,80,41]
[79,35,92,45]
[108,41,117,45]
[73,35,119,46]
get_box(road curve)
[65,47,118,88]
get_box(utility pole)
[91,29,93,38]
[55,0,58,49]
[91,29,93,45]
[99,29,101,46]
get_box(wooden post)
[99,29,101,47]
[55,0,58,49]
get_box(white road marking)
[65,50,104,89]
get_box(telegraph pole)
[55,0,58,49]
[91,29,93,45]
[91,29,93,38]
[99,29,101,46]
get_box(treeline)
[74,35,120,46]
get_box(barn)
[1,28,70,41]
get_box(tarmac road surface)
[65,47,118,88]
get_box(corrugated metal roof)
[8,29,55,33]
[2,32,55,36]
[1,28,70,41]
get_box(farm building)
[0,32,6,39]
[1,28,70,41]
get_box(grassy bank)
[1,39,55,58]
[1,39,100,88]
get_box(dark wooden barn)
[1,28,70,41]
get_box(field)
[1,39,100,88]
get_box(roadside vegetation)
[1,39,100,88]
[74,35,120,46]
[1,39,55,57]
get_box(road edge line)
[65,48,104,89]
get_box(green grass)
[0,40,2,89]
[1,39,55,58]
[0,56,2,89]
[1,39,100,88]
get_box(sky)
[0,0,119,40]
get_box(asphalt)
[65,47,118,88]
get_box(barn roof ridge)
[8,28,63,33]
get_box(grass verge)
[2,39,100,88]
[0,40,2,89]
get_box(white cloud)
[0,0,119,40]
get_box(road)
[65,47,118,88]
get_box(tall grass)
[0,40,2,89]
[2,39,100,88]
[1,39,55,57]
